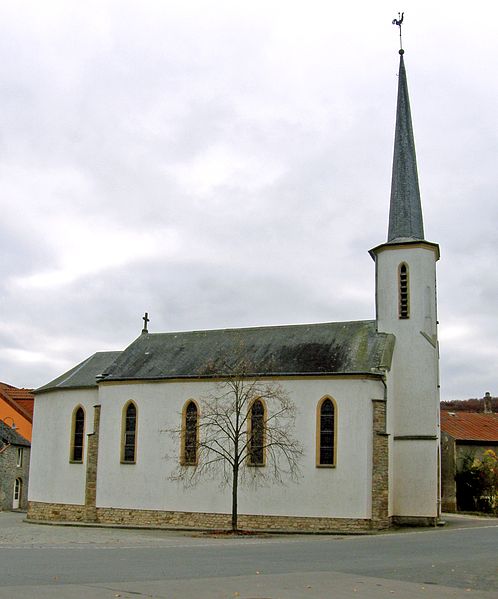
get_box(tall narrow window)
[16,447,23,467]
[182,400,198,465]
[399,263,409,319]
[71,406,85,463]
[122,402,137,463]
[317,397,336,466]
[248,399,265,466]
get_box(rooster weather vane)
[392,12,404,52]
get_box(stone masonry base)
[28,501,392,532]
[391,515,438,527]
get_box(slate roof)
[102,320,394,382]
[441,411,498,443]
[35,351,122,394]
[0,420,30,448]
[388,52,425,243]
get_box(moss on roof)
[103,320,394,381]
[36,321,395,393]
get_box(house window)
[16,447,23,467]
[317,397,336,467]
[71,406,85,463]
[248,399,265,466]
[399,263,409,319]
[122,401,137,463]
[182,400,199,465]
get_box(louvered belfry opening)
[399,263,409,319]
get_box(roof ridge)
[144,319,376,337]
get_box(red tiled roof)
[440,411,498,442]
[0,383,34,400]
[12,398,34,418]
[0,383,35,420]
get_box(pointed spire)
[387,50,425,243]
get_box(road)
[0,512,497,598]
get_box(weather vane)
[392,12,404,52]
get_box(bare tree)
[167,352,303,532]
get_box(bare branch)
[165,344,303,530]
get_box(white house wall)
[96,377,382,519]
[29,389,97,505]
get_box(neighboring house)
[0,383,35,442]
[0,420,30,510]
[28,50,441,532]
[440,410,498,512]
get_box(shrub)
[456,450,498,514]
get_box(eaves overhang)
[98,370,387,385]
[34,384,98,396]
[369,239,440,261]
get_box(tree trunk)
[231,463,238,531]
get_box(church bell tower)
[370,49,440,524]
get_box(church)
[27,49,441,532]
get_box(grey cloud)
[0,3,496,400]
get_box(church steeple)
[369,38,440,524]
[387,50,424,243]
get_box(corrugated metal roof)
[440,411,498,442]
[103,320,394,382]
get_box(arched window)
[399,263,410,319]
[182,400,199,465]
[71,406,85,463]
[248,399,265,466]
[122,402,137,463]
[317,397,336,466]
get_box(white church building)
[28,49,441,532]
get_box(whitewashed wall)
[29,389,97,505]
[375,244,439,433]
[393,440,439,517]
[96,377,383,519]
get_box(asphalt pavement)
[0,511,497,598]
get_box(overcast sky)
[0,1,496,400]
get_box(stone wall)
[28,501,85,522]
[0,445,30,511]
[28,501,380,532]
[371,399,389,528]
[84,405,100,522]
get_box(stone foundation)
[28,501,382,532]
[27,501,86,522]
[392,515,437,527]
